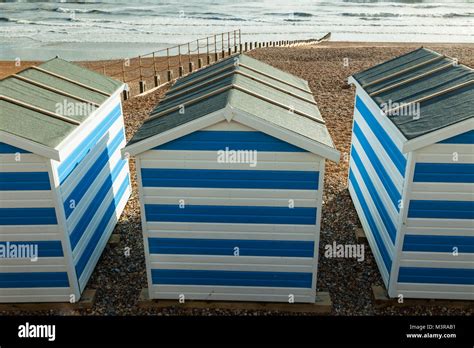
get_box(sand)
[1,42,473,316]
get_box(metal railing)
[86,30,330,99]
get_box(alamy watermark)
[324,241,365,262]
[55,99,95,117]
[381,100,421,120]
[217,147,258,167]
[0,242,38,261]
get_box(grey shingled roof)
[0,58,123,149]
[352,48,473,140]
[127,54,336,151]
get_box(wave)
[264,11,313,17]
[54,6,154,15]
[342,12,473,19]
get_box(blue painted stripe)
[141,168,319,190]
[58,103,122,184]
[349,170,392,273]
[438,130,474,144]
[70,158,127,250]
[145,205,317,225]
[408,200,474,220]
[351,146,397,243]
[154,131,307,152]
[0,142,30,154]
[0,272,69,288]
[148,238,315,257]
[353,121,401,211]
[0,172,51,191]
[403,235,474,253]
[355,96,406,176]
[151,269,313,288]
[413,163,474,183]
[398,267,474,285]
[0,241,63,257]
[75,174,130,278]
[63,129,125,218]
[0,207,57,225]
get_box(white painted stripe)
[401,251,474,263]
[150,255,314,273]
[411,182,474,193]
[0,190,54,208]
[0,225,59,238]
[395,283,474,300]
[60,118,125,198]
[140,159,320,171]
[348,182,390,286]
[0,257,67,267]
[399,258,474,269]
[0,232,61,242]
[0,264,68,273]
[405,226,473,236]
[0,288,74,303]
[354,108,405,187]
[146,221,317,233]
[65,145,125,230]
[147,229,314,241]
[202,120,254,131]
[72,166,129,262]
[350,160,396,256]
[0,162,48,172]
[0,153,45,164]
[143,195,318,208]
[143,187,317,200]
[410,184,474,201]
[406,218,474,231]
[416,153,474,164]
[352,138,400,224]
[416,143,473,157]
[142,149,319,162]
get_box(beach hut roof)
[125,54,339,162]
[350,47,473,140]
[0,57,124,159]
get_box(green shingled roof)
[128,54,335,151]
[0,57,123,150]
[352,48,474,140]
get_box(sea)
[0,0,473,60]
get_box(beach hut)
[0,58,131,302]
[347,48,473,300]
[123,54,339,303]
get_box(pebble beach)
[1,42,473,316]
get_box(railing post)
[178,45,184,76]
[214,35,218,62]
[139,80,146,94]
[197,39,200,67]
[121,59,126,82]
[206,37,211,65]
[138,55,142,81]
[221,32,225,59]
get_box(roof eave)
[403,118,474,153]
[0,130,61,161]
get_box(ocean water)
[0,0,472,60]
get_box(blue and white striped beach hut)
[348,48,473,300]
[0,58,131,302]
[123,54,340,303]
